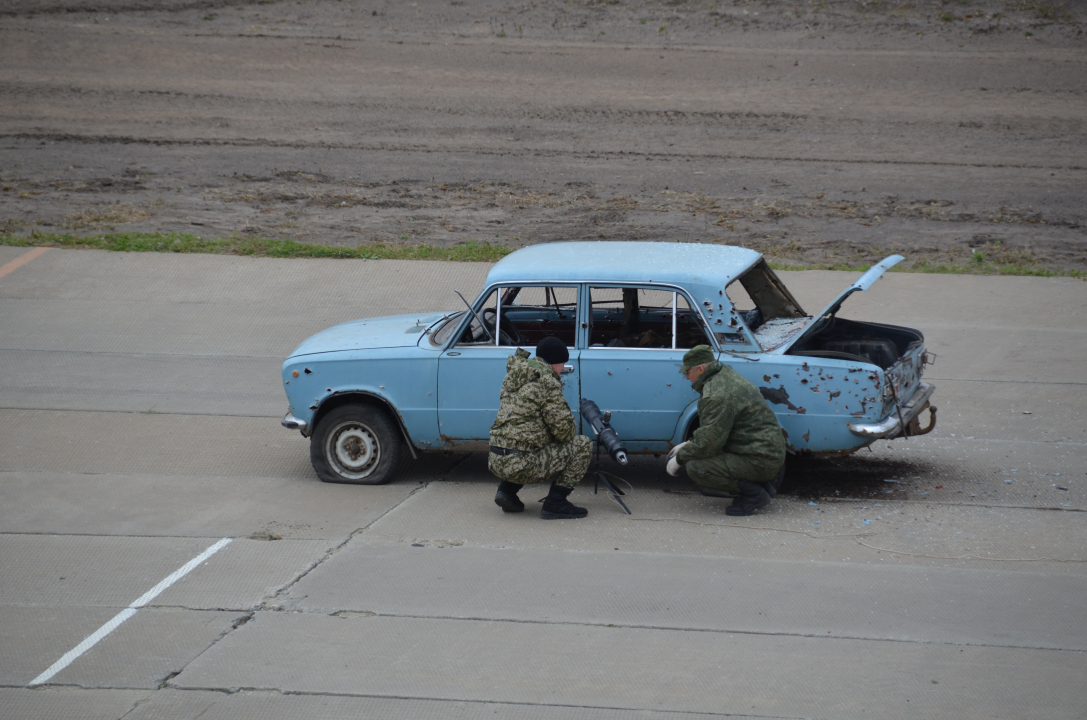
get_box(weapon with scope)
[580,399,628,465]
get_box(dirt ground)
[1,0,1085,271]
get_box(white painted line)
[27,537,232,687]
[130,537,232,608]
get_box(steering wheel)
[482,308,523,346]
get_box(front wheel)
[310,404,401,484]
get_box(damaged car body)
[281,242,936,484]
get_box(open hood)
[781,254,904,351]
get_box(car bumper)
[281,412,308,431]
[848,382,937,440]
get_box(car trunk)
[787,316,927,408]
[775,255,929,423]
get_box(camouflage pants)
[685,452,782,494]
[488,435,594,489]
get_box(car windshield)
[429,312,465,346]
[725,260,806,331]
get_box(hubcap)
[328,421,380,479]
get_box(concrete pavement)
[0,246,1084,719]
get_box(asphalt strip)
[26,537,232,687]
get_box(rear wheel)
[310,404,401,485]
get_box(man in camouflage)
[666,345,786,516]
[489,337,594,519]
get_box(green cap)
[679,344,716,374]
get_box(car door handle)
[562,364,574,374]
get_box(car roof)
[485,241,762,288]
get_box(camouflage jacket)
[489,348,575,451]
[676,361,785,470]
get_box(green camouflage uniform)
[676,361,786,493]
[489,348,593,489]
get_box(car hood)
[288,312,449,358]
[780,254,904,351]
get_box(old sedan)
[281,242,936,484]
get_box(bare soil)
[1,0,1085,271]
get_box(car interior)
[449,285,711,350]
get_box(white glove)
[667,441,689,460]
[666,456,682,477]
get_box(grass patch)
[0,232,512,262]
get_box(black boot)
[494,481,525,513]
[762,464,785,497]
[695,484,737,499]
[540,482,588,520]
[726,480,772,516]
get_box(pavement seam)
[115,690,164,720]
[0,349,283,360]
[0,406,282,419]
[258,480,435,611]
[302,610,1087,654]
[114,683,809,719]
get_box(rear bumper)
[848,382,936,440]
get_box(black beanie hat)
[535,336,569,365]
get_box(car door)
[577,284,709,452]
[437,284,581,448]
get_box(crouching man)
[489,337,594,519]
[667,345,786,516]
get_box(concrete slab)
[0,252,487,359]
[49,609,245,690]
[0,251,489,312]
[0,471,427,540]
[0,606,119,686]
[0,535,236,608]
[171,612,1087,719]
[153,539,334,610]
[0,688,149,720]
[358,471,1087,573]
[281,540,1087,650]
[919,328,1087,384]
[915,379,1087,445]
[0,349,283,416]
[0,297,360,357]
[0,409,465,482]
[0,245,40,267]
[124,688,764,720]
[0,410,310,477]
[0,535,331,611]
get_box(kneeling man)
[489,337,594,519]
[667,345,785,516]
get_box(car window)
[429,312,466,346]
[673,293,714,349]
[499,286,578,347]
[453,288,500,346]
[726,260,806,332]
[588,286,710,349]
[452,286,579,348]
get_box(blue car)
[281,242,936,484]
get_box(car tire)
[310,404,401,485]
